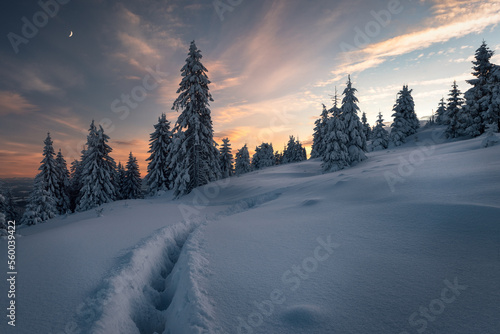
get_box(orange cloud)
[214,127,255,144]
[118,32,160,59]
[0,141,41,178]
[326,0,500,82]
[0,91,37,115]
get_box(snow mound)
[280,304,325,327]
[300,199,322,206]
[482,132,500,147]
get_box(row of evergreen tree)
[16,41,308,226]
[19,130,144,225]
[310,75,371,172]
[311,41,499,173]
[230,135,307,176]
[0,183,17,234]
[146,114,307,189]
[17,40,498,227]
[428,41,500,139]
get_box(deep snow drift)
[1,127,499,334]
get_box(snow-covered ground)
[1,127,499,334]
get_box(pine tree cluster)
[282,136,307,163]
[318,76,368,172]
[429,41,500,139]
[0,182,16,235]
[252,143,275,170]
[390,85,419,146]
[21,126,144,224]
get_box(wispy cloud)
[210,0,346,100]
[360,72,472,103]
[37,108,88,134]
[326,0,500,82]
[0,91,37,115]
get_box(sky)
[1,0,500,178]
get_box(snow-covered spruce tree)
[310,104,329,158]
[219,138,234,178]
[235,144,251,176]
[483,64,500,132]
[0,182,14,220]
[37,133,61,211]
[361,112,372,141]
[69,158,83,212]
[482,123,500,148]
[445,80,464,138]
[407,91,420,134]
[1,187,16,222]
[72,121,98,209]
[116,162,127,200]
[77,125,117,211]
[428,113,437,127]
[462,41,494,137]
[252,143,275,170]
[435,98,447,125]
[123,152,142,199]
[168,41,221,197]
[322,102,349,172]
[21,175,57,225]
[283,136,300,163]
[145,113,172,196]
[274,151,283,165]
[341,76,367,163]
[390,85,417,146]
[296,139,306,161]
[55,149,70,214]
[371,112,389,151]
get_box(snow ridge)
[73,220,198,334]
[163,191,284,333]
[72,191,283,333]
[212,191,282,218]
[163,224,221,333]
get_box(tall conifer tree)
[168,41,221,197]
[123,152,142,199]
[145,114,172,195]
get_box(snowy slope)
[1,127,499,334]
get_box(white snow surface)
[1,127,499,334]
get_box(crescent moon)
[69,31,73,37]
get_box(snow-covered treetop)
[466,41,494,87]
[342,75,360,113]
[172,40,213,116]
